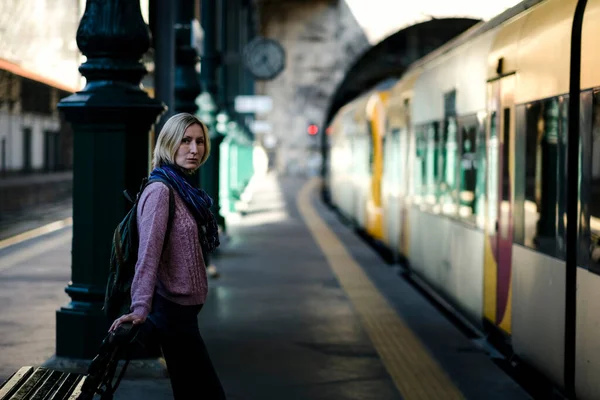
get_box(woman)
[109,112,226,399]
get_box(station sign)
[250,120,272,134]
[234,95,273,114]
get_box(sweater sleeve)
[130,182,170,318]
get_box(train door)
[399,98,412,256]
[366,96,385,240]
[484,75,515,334]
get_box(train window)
[383,128,400,186]
[440,117,458,215]
[426,122,439,207]
[441,90,457,215]
[458,116,478,223]
[399,128,409,194]
[382,131,390,183]
[413,126,427,205]
[487,111,499,230]
[500,108,511,240]
[522,96,568,258]
[475,113,487,229]
[589,92,600,251]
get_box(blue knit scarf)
[150,164,220,255]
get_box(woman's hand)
[109,313,146,332]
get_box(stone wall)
[256,0,369,176]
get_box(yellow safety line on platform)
[0,230,71,273]
[0,217,72,251]
[297,178,464,400]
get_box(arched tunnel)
[319,17,481,193]
[324,17,481,127]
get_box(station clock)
[242,36,286,81]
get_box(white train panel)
[447,223,485,323]
[511,245,565,388]
[409,207,484,323]
[575,268,600,400]
[353,176,369,229]
[412,30,496,125]
[408,207,451,286]
[382,193,400,250]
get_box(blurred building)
[0,0,82,220]
[0,0,81,91]
[0,0,81,175]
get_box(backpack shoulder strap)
[164,185,175,248]
[145,178,176,252]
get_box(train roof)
[405,0,546,74]
[0,57,77,93]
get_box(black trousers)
[141,294,226,400]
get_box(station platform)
[0,173,532,399]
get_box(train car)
[382,69,421,259]
[403,25,495,328]
[328,102,357,221]
[327,82,394,238]
[327,0,600,397]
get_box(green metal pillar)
[149,0,175,129]
[225,0,240,114]
[199,0,225,225]
[228,125,241,213]
[174,0,201,115]
[221,122,253,214]
[219,133,234,215]
[239,139,254,190]
[55,0,165,359]
[213,0,233,229]
[215,112,230,217]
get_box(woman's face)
[175,124,205,171]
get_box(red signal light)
[307,124,318,136]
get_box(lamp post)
[54,0,165,360]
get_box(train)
[324,0,600,398]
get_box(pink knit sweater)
[130,182,208,318]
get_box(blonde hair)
[152,113,211,170]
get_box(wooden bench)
[1,323,141,399]
[0,366,90,399]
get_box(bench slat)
[47,374,84,400]
[10,368,51,400]
[0,367,88,400]
[30,370,66,400]
[66,378,87,400]
[46,374,83,400]
[0,367,34,400]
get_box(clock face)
[243,37,286,80]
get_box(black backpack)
[103,177,175,321]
